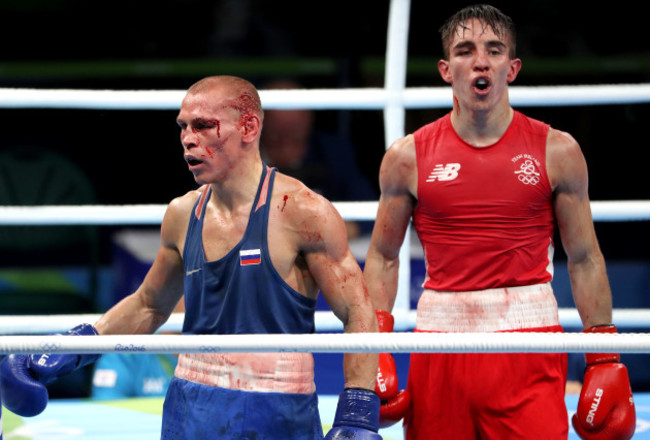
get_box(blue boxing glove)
[325,388,382,439]
[0,324,99,417]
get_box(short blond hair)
[187,75,264,123]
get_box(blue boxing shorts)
[161,377,323,439]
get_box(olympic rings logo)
[514,160,540,185]
[199,345,223,353]
[39,342,61,351]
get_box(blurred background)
[1,0,648,206]
[0,0,649,397]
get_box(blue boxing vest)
[182,165,317,336]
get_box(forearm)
[341,300,379,390]
[569,257,636,440]
[354,252,396,389]
[94,292,170,335]
[363,251,400,312]
[343,352,378,390]
[568,254,613,328]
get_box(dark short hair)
[439,4,516,59]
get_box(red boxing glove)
[374,309,411,428]
[375,310,398,399]
[379,388,411,428]
[572,325,636,440]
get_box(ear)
[507,58,522,84]
[438,59,452,84]
[240,114,262,143]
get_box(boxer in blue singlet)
[0,76,382,440]
[162,165,323,438]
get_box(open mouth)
[186,157,203,167]
[474,77,490,91]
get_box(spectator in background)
[260,79,377,239]
[91,298,185,400]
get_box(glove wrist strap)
[375,309,394,333]
[333,388,380,432]
[67,324,101,368]
[30,324,100,382]
[584,324,621,365]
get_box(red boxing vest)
[413,111,554,291]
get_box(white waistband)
[175,352,316,394]
[416,283,560,332]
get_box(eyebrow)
[452,40,507,52]
[485,40,507,50]
[176,117,220,126]
[452,41,474,52]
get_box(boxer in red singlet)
[363,5,635,439]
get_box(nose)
[473,50,489,71]
[180,128,197,149]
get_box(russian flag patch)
[240,249,261,266]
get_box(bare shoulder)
[271,173,340,224]
[380,134,417,195]
[270,173,346,250]
[383,134,416,171]
[546,127,588,193]
[547,127,580,156]
[160,185,205,248]
[166,186,203,220]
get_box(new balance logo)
[426,163,461,182]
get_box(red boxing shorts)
[405,326,568,439]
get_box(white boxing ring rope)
[2,200,650,226]
[2,84,650,110]
[2,332,650,356]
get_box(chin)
[192,170,228,186]
[190,172,209,186]
[470,94,498,109]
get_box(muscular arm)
[364,136,417,312]
[295,190,379,391]
[548,129,612,328]
[94,196,189,335]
